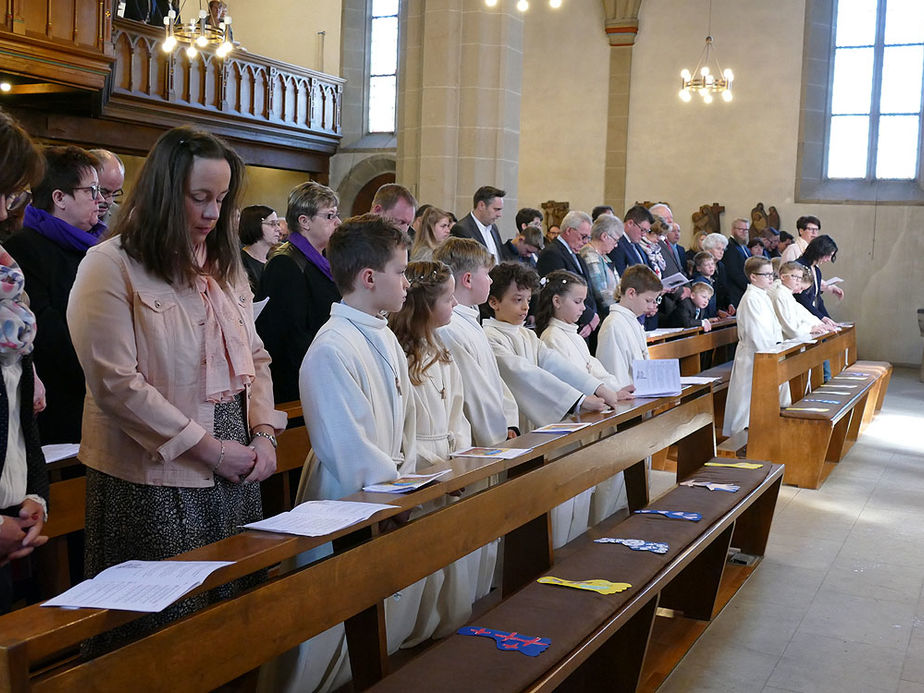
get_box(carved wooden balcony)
[107,18,343,156]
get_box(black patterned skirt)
[83,394,263,655]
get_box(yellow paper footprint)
[704,461,764,470]
[537,576,631,594]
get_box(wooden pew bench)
[746,326,891,489]
[371,461,783,693]
[0,386,719,691]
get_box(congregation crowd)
[0,109,848,691]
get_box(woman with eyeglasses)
[255,181,342,403]
[238,204,281,292]
[0,108,50,611]
[66,126,285,652]
[5,145,106,445]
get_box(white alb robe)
[596,303,649,387]
[768,281,823,339]
[435,304,519,446]
[277,302,422,693]
[723,285,792,437]
[539,318,629,524]
[483,317,602,548]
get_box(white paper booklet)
[243,499,395,537]
[679,376,720,385]
[43,560,233,613]
[42,443,80,463]
[632,358,682,397]
[532,422,593,433]
[363,470,451,493]
[660,272,690,291]
[451,446,533,459]
[645,327,685,338]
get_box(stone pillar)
[602,1,642,215]
[398,0,523,224]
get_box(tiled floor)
[656,367,924,693]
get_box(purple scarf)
[24,205,105,253]
[288,231,334,282]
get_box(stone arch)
[335,154,396,217]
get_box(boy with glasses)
[723,256,791,437]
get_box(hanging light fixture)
[678,0,734,103]
[483,0,563,10]
[161,1,234,59]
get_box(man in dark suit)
[721,218,751,307]
[451,185,505,264]
[650,203,688,277]
[536,210,599,339]
[610,204,655,275]
[122,0,177,24]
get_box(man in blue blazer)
[451,185,506,265]
[536,210,600,339]
[610,204,655,275]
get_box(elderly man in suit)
[536,210,600,340]
[610,204,655,275]
[451,185,505,264]
[722,217,751,307]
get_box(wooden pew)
[746,325,891,489]
[0,385,719,691]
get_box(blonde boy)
[597,265,663,386]
[769,261,829,339]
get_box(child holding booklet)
[388,260,479,641]
[483,262,624,547]
[536,269,635,523]
[769,261,832,339]
[596,265,663,386]
[723,256,792,437]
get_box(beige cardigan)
[67,238,286,488]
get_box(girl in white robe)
[484,263,623,548]
[536,270,635,525]
[389,261,483,642]
[723,259,792,437]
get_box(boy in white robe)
[723,256,792,437]
[483,263,624,548]
[282,215,420,693]
[769,261,830,339]
[597,265,663,385]
[433,239,516,600]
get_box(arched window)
[368,0,399,134]
[798,0,924,202]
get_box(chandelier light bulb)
[723,68,734,81]
[679,88,692,102]
[195,34,208,47]
[549,0,562,7]
[186,45,198,59]
[0,82,11,93]
[162,35,177,52]
[516,0,528,11]
[722,90,733,102]
[485,0,498,6]
[681,68,691,81]
[703,92,713,104]
[700,66,710,77]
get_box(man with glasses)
[89,149,125,226]
[722,217,752,308]
[537,210,600,341]
[5,145,105,444]
[370,183,417,235]
[610,204,655,276]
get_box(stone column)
[602,0,642,215]
[398,0,523,223]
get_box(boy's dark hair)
[796,215,821,232]
[328,213,410,294]
[619,264,662,295]
[486,262,538,312]
[515,206,542,229]
[801,234,838,265]
[238,204,275,245]
[591,205,615,221]
[693,251,714,270]
[623,204,655,226]
[32,145,99,212]
[779,230,795,244]
[535,269,586,336]
[747,238,764,252]
[473,185,505,208]
[744,255,771,277]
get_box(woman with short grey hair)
[580,214,622,314]
[702,232,735,316]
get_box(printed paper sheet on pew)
[451,446,534,459]
[43,560,233,613]
[244,500,396,537]
[532,422,594,433]
[363,470,451,493]
[42,443,80,463]
[632,358,682,397]
[679,376,720,385]
[645,327,685,338]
